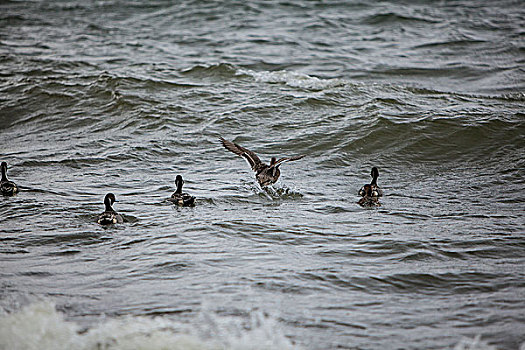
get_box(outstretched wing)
[219,137,262,170]
[272,154,305,168]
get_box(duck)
[357,184,381,207]
[358,167,383,197]
[97,193,123,225]
[1,162,19,196]
[169,175,195,206]
[219,137,305,187]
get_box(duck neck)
[104,199,114,212]
[371,174,378,186]
[175,181,183,194]
[1,166,6,182]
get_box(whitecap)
[0,300,301,350]
[237,69,346,90]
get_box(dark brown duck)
[169,174,195,207]
[97,193,124,225]
[219,137,305,187]
[1,162,19,196]
[359,167,383,197]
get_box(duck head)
[104,193,117,211]
[175,175,184,194]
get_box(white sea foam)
[453,335,498,350]
[0,301,301,350]
[237,69,346,90]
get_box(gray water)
[1,1,524,349]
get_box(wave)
[362,12,439,25]
[0,300,301,350]
[3,54,522,169]
[0,301,516,350]
[331,113,524,166]
[180,63,346,91]
[181,63,239,80]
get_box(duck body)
[169,175,195,207]
[1,162,19,196]
[358,167,382,197]
[1,180,18,196]
[219,137,304,187]
[255,164,281,188]
[357,184,381,207]
[358,185,382,198]
[98,211,124,225]
[170,192,196,207]
[97,193,123,225]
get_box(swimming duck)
[169,174,195,206]
[357,184,381,207]
[219,137,305,187]
[97,193,123,225]
[358,167,383,197]
[1,162,19,196]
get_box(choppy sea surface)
[1,1,524,349]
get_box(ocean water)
[0,0,524,349]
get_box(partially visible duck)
[359,167,383,197]
[169,175,195,207]
[357,184,381,207]
[219,137,305,187]
[1,162,19,196]
[97,193,123,225]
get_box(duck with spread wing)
[219,137,305,187]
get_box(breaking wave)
[0,300,301,350]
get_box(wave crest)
[237,69,346,90]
